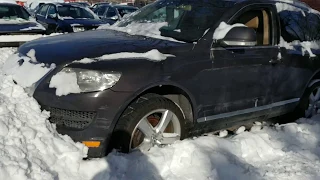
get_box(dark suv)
[8,0,320,158]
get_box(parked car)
[35,3,105,33]
[93,5,138,25]
[8,0,320,158]
[0,2,45,35]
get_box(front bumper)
[34,88,133,158]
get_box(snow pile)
[74,49,175,64]
[49,71,81,96]
[3,50,56,88]
[86,117,320,180]
[0,48,88,180]
[98,22,183,42]
[213,22,246,40]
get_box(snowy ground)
[1,48,320,180]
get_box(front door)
[198,6,277,123]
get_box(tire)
[296,81,320,118]
[110,94,186,153]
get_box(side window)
[39,4,48,16]
[278,9,307,42]
[304,12,320,41]
[106,7,116,17]
[232,9,272,46]
[96,7,107,16]
[47,5,56,17]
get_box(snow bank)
[3,50,56,88]
[0,48,88,180]
[85,117,320,180]
[74,49,175,64]
[213,22,246,40]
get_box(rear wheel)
[296,81,320,118]
[111,94,186,153]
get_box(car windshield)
[117,7,138,17]
[113,0,230,42]
[57,5,95,19]
[0,4,30,21]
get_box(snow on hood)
[74,49,175,64]
[213,22,246,40]
[97,22,184,43]
[49,49,174,96]
[0,17,45,29]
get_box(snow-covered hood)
[0,19,45,33]
[18,29,184,65]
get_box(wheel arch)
[109,82,197,134]
[302,69,320,97]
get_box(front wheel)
[111,94,186,153]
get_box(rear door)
[269,4,320,117]
[200,5,278,123]
[45,5,59,32]
[35,4,49,28]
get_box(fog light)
[73,27,85,32]
[82,141,101,148]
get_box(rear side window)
[47,5,56,16]
[106,7,116,17]
[96,6,107,16]
[304,12,320,41]
[39,4,48,16]
[278,6,320,42]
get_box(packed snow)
[49,71,81,96]
[3,50,56,88]
[74,49,175,64]
[213,22,246,40]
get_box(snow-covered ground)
[1,48,320,180]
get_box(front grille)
[46,107,96,129]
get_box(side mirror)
[218,26,257,47]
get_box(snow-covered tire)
[110,94,186,153]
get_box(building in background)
[301,0,320,11]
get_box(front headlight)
[61,68,121,92]
[72,26,85,32]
